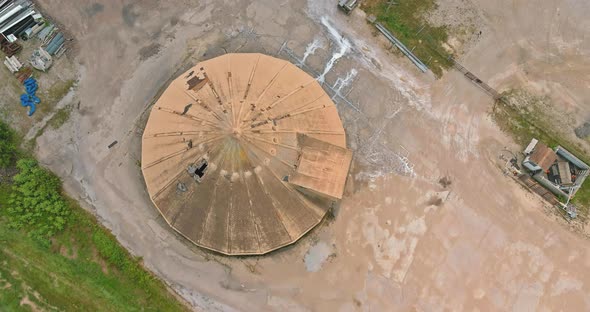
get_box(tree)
[0,121,17,168]
[7,159,70,243]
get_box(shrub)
[6,158,70,243]
[92,228,154,286]
[92,229,127,267]
[0,121,17,168]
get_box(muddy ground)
[17,0,590,310]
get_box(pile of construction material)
[29,46,50,71]
[27,28,66,71]
[3,53,20,72]
[0,0,69,73]
[2,52,31,81]
[41,30,65,57]
[0,0,44,41]
[0,1,73,116]
[28,24,66,71]
[14,65,30,82]
[2,48,31,84]
[20,76,39,116]
[36,23,52,41]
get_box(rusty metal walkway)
[368,14,502,101]
[448,57,501,100]
[518,174,560,205]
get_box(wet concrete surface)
[30,0,590,310]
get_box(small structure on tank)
[187,159,208,183]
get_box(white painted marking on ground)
[331,68,357,100]
[300,37,322,66]
[317,17,351,84]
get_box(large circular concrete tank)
[142,53,352,255]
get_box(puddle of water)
[304,241,333,272]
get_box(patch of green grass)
[574,181,590,217]
[0,121,188,311]
[363,0,453,77]
[46,79,75,106]
[493,90,590,163]
[493,97,560,149]
[28,101,73,149]
[26,80,75,141]
[37,79,75,117]
[0,182,10,205]
[48,105,72,129]
[0,184,188,311]
[0,121,18,168]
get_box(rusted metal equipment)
[1,41,20,56]
[15,66,31,83]
[1,34,21,56]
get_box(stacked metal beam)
[44,32,63,55]
[0,0,13,10]
[0,0,37,37]
[3,54,21,72]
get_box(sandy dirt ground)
[29,0,590,310]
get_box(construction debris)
[29,47,52,71]
[36,23,53,41]
[1,33,21,56]
[20,76,39,116]
[3,54,21,72]
[15,65,31,82]
[0,0,37,38]
[0,1,71,77]
[22,21,43,39]
[44,32,63,55]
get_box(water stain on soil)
[86,3,104,17]
[304,241,333,272]
[122,4,139,27]
[139,43,162,61]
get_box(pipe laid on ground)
[374,22,428,73]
